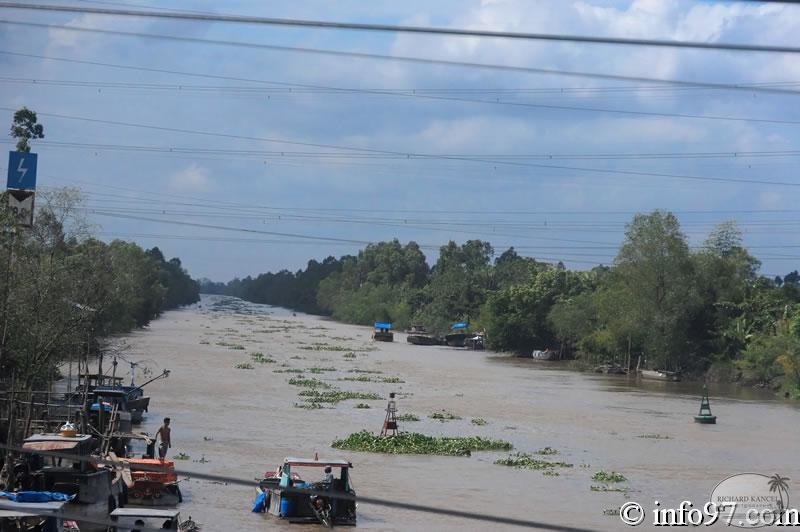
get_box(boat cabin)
[258,457,357,526]
[0,499,68,532]
[371,322,394,342]
[109,508,181,531]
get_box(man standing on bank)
[156,417,171,459]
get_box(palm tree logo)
[768,473,790,511]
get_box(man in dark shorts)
[156,417,171,459]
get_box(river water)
[114,295,800,531]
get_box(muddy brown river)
[111,295,799,531]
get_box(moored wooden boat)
[405,325,441,346]
[444,323,469,347]
[371,322,394,342]
[530,349,557,360]
[639,369,681,382]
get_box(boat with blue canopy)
[371,322,393,342]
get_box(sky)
[2,0,800,281]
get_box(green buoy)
[694,385,717,424]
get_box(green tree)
[10,107,44,153]
[613,211,698,370]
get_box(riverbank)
[113,295,800,531]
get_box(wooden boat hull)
[444,333,468,347]
[372,332,393,342]
[407,335,441,346]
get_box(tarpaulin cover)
[450,323,468,329]
[374,322,392,329]
[251,491,267,513]
[0,491,74,502]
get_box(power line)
[2,106,798,188]
[4,31,800,97]
[5,72,800,127]
[9,139,800,162]
[3,2,800,54]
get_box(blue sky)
[2,0,800,281]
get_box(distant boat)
[464,334,485,350]
[406,325,441,346]
[372,322,394,342]
[639,369,680,382]
[530,349,557,360]
[444,323,469,347]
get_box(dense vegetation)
[206,211,800,397]
[0,188,200,389]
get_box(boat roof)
[93,387,129,396]
[111,508,180,518]
[373,322,392,329]
[0,500,66,518]
[24,433,92,443]
[284,457,352,468]
[450,322,468,329]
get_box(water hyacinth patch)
[430,410,461,421]
[471,418,488,426]
[288,377,330,388]
[494,452,573,470]
[299,389,381,404]
[396,413,420,422]
[234,362,254,370]
[331,431,512,456]
[592,470,627,483]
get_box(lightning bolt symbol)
[17,158,27,184]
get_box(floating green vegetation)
[331,336,355,341]
[234,362,254,370]
[273,368,303,374]
[331,431,513,456]
[592,470,627,483]
[536,447,559,455]
[379,376,405,383]
[290,355,305,360]
[294,402,324,410]
[471,418,488,426]
[307,367,337,374]
[250,352,276,364]
[543,470,560,477]
[354,403,371,409]
[396,413,420,422]
[229,344,246,350]
[300,343,350,352]
[199,340,210,345]
[342,352,357,359]
[430,410,461,422]
[288,377,331,388]
[193,455,210,464]
[173,452,190,460]
[298,389,381,404]
[637,433,671,440]
[348,368,383,374]
[494,453,573,470]
[341,375,373,382]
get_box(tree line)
[205,211,800,397]
[0,188,200,389]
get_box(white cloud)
[168,164,212,192]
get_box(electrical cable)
[3,2,800,55]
